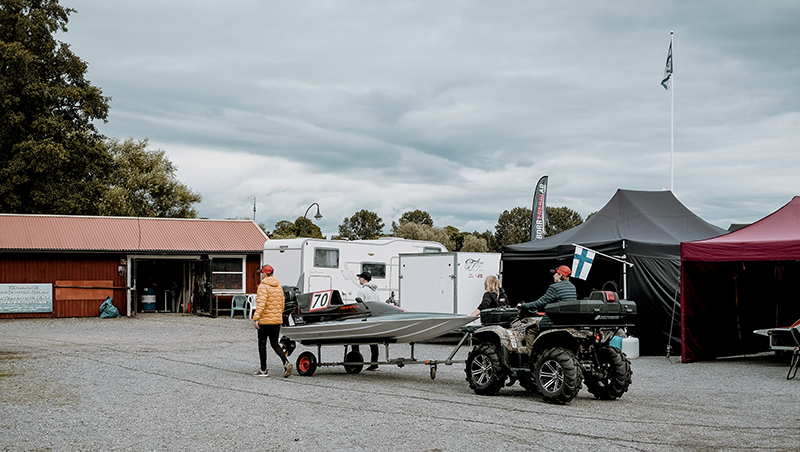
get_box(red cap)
[260,264,274,275]
[551,265,571,277]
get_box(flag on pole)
[572,245,596,280]
[661,40,673,90]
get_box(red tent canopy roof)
[681,196,800,261]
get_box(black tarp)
[501,189,725,355]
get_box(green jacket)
[520,280,577,328]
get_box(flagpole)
[670,31,674,192]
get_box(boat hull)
[283,313,477,345]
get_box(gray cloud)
[63,0,800,236]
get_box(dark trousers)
[257,324,286,371]
[353,344,379,363]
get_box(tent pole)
[622,240,628,299]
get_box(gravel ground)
[1,314,798,452]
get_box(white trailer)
[397,252,501,315]
[263,237,446,304]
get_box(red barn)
[0,215,267,318]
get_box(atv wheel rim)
[471,354,493,386]
[298,357,310,373]
[539,359,564,393]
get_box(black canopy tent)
[501,189,725,355]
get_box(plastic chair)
[231,295,249,319]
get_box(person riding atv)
[465,288,635,405]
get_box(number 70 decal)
[309,290,333,311]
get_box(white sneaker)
[255,369,268,377]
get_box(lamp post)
[301,202,323,237]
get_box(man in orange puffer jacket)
[252,264,292,377]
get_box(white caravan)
[398,252,502,315]
[263,238,446,304]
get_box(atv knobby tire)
[465,343,507,395]
[533,347,583,404]
[584,345,632,400]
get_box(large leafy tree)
[268,217,323,239]
[98,138,201,217]
[0,0,112,214]
[460,233,488,252]
[545,206,584,237]
[495,206,532,248]
[391,209,433,234]
[391,222,453,250]
[336,209,384,240]
[474,230,499,253]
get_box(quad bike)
[465,290,636,404]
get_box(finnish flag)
[572,245,596,280]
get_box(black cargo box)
[545,291,636,327]
[480,307,519,326]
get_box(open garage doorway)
[132,258,191,313]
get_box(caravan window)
[314,248,339,268]
[211,256,245,293]
[361,262,386,279]
[423,246,443,253]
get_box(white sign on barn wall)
[0,284,53,313]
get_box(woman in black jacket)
[470,275,508,316]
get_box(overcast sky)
[61,1,800,237]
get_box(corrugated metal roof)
[0,215,268,253]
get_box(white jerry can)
[621,336,640,359]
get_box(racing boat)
[280,288,476,345]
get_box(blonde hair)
[484,275,500,295]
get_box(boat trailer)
[292,327,475,380]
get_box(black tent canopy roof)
[503,189,726,260]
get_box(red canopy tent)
[681,196,800,362]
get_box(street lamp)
[301,202,323,237]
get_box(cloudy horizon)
[60,1,800,237]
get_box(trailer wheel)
[344,351,364,374]
[585,345,632,400]
[533,347,583,404]
[296,351,317,377]
[465,343,507,395]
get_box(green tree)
[268,217,323,239]
[0,0,112,214]
[545,206,584,237]
[270,220,297,239]
[460,234,488,252]
[474,230,500,253]
[336,209,384,240]
[391,209,433,234]
[391,222,453,250]
[98,138,201,217]
[443,225,463,251]
[495,206,532,248]
[294,216,323,238]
